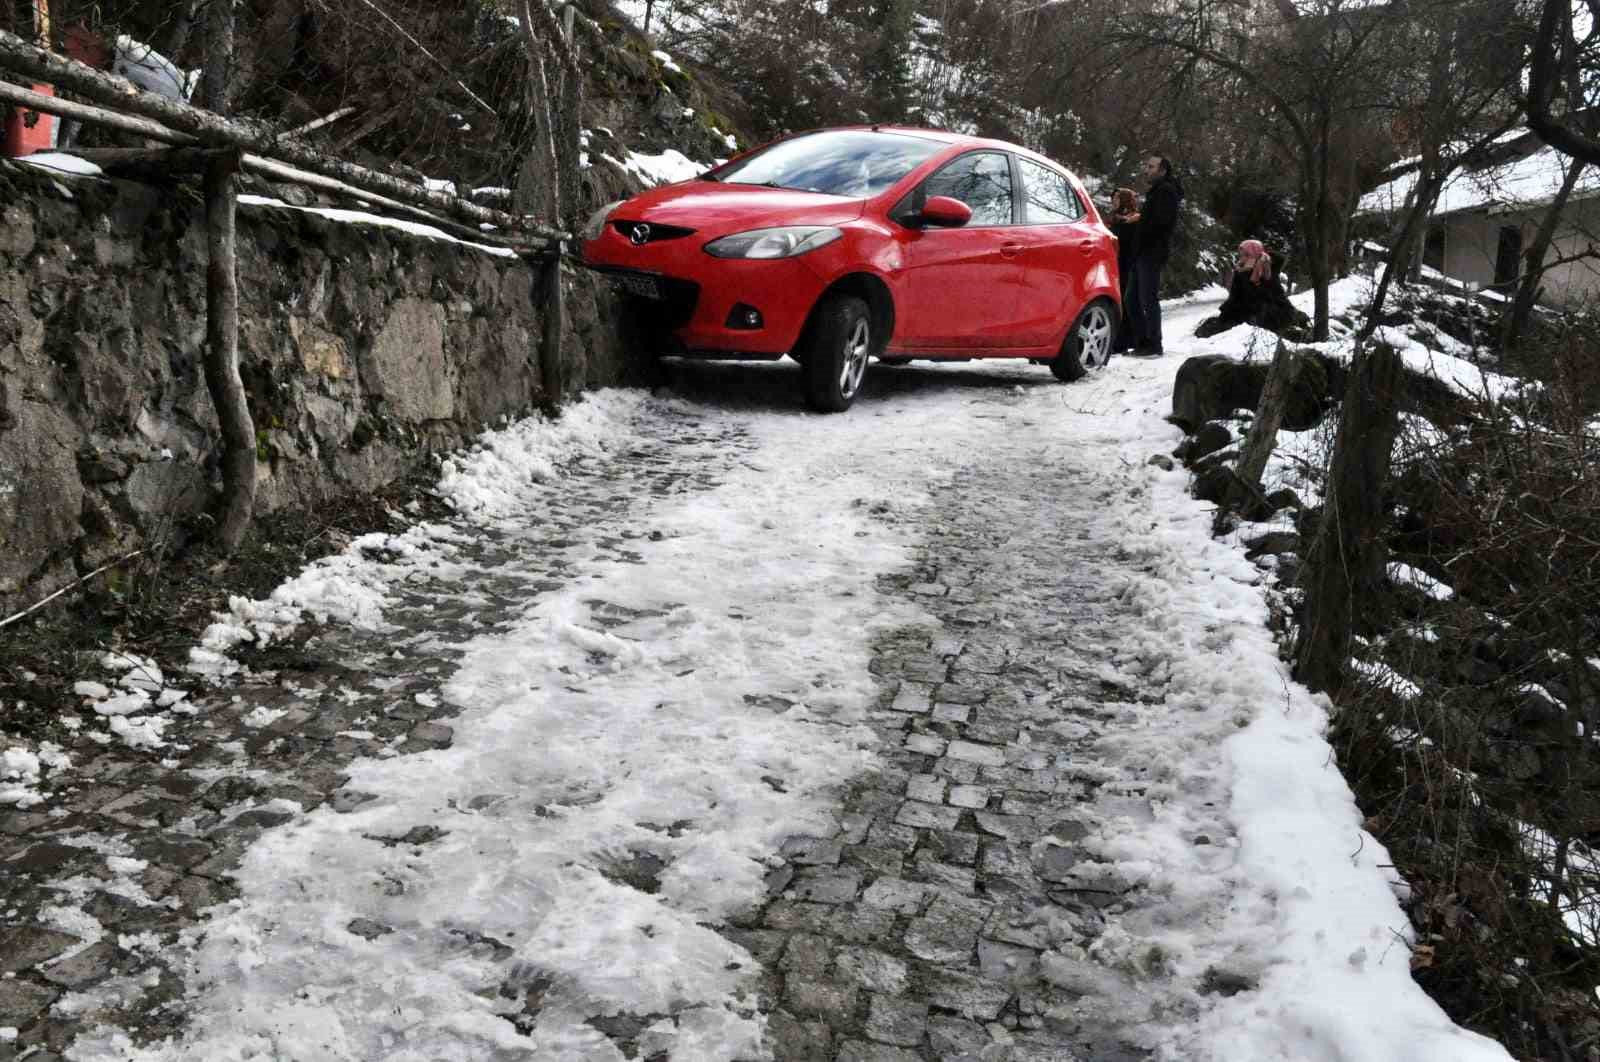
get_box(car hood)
[615,181,867,231]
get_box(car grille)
[611,221,697,244]
[593,268,700,332]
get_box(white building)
[1360,131,1600,309]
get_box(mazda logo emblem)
[629,224,651,246]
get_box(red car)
[580,126,1121,412]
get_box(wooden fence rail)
[0,28,568,243]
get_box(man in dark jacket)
[1130,155,1184,355]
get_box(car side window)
[920,152,1015,226]
[1017,157,1084,224]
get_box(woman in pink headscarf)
[1194,239,1307,339]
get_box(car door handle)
[1075,239,1096,255]
[1000,242,1023,258]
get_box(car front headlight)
[581,200,625,241]
[703,226,842,259]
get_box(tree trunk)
[1298,176,1333,341]
[515,1,561,221]
[1306,250,1331,341]
[1294,343,1405,695]
[554,55,584,229]
[0,29,563,238]
[201,1,255,554]
[162,0,203,66]
[1359,166,1448,344]
[1501,153,1586,347]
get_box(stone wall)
[0,159,631,611]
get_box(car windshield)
[712,130,944,197]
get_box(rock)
[37,941,118,989]
[1265,487,1303,512]
[1192,465,1235,506]
[362,299,453,423]
[0,927,81,973]
[1185,421,1234,464]
[1147,453,1175,471]
[0,978,58,1026]
[346,918,393,941]
[1244,531,1301,558]
[1170,352,1332,434]
[407,722,454,749]
[76,451,130,484]
[0,403,82,598]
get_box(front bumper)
[582,228,828,356]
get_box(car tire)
[800,293,874,413]
[1049,299,1118,383]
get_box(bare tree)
[515,0,583,228]
[1109,0,1411,339]
[1527,0,1600,164]
[1500,152,1587,345]
[1355,0,1524,343]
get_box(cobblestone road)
[1,364,1213,1061]
[739,410,1181,1062]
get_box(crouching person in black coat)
[1194,240,1309,340]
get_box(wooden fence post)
[201,0,256,554]
[1235,341,1295,496]
[540,247,566,406]
[1294,342,1405,694]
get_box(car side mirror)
[918,196,973,228]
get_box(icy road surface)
[17,292,1509,1062]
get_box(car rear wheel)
[1049,299,1117,382]
[800,294,874,412]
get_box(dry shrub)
[1331,330,1600,1058]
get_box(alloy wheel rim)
[840,319,871,399]
[1079,306,1112,369]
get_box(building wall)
[1436,197,1600,308]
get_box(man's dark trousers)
[1133,255,1164,352]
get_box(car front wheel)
[1049,299,1117,382]
[800,294,874,412]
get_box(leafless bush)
[1330,348,1600,1057]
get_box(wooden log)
[0,78,193,144]
[283,105,356,139]
[0,81,548,252]
[1293,342,1405,695]
[0,29,567,239]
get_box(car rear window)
[713,130,944,198]
[1017,157,1085,223]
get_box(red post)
[3,0,57,157]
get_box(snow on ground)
[1025,298,1509,1062]
[1184,274,1522,402]
[61,292,1511,1061]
